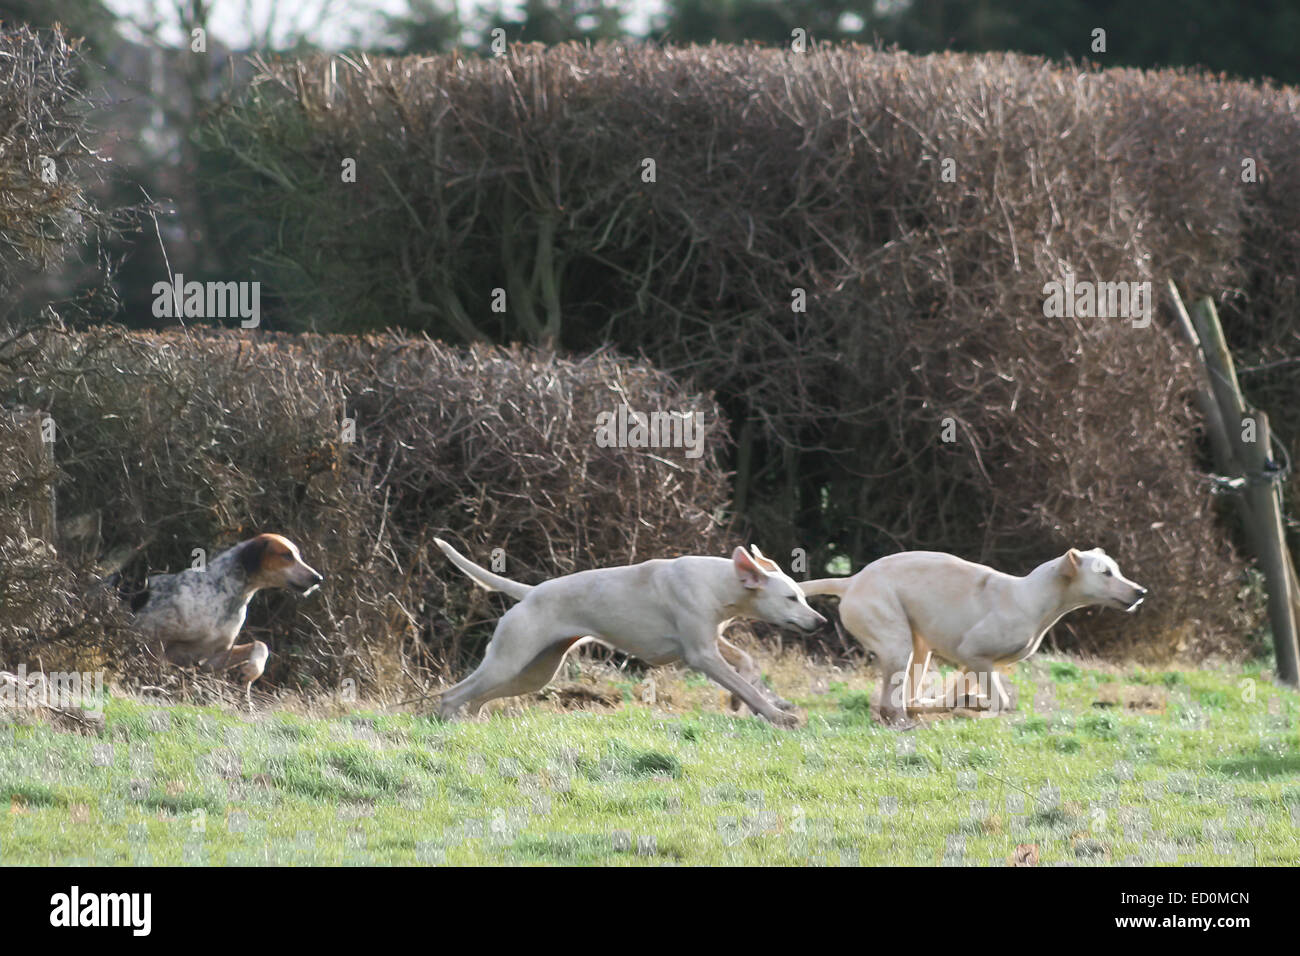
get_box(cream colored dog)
[434,540,825,726]
[802,548,1146,725]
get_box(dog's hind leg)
[501,636,587,700]
[871,643,918,727]
[437,608,536,717]
[838,600,916,727]
[438,622,586,718]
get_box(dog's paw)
[769,709,801,729]
[873,707,920,731]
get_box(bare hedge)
[194,43,1300,660]
[0,322,730,694]
[0,404,108,663]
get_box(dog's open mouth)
[1123,595,1145,613]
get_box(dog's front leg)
[717,635,793,712]
[682,634,798,728]
[226,641,270,685]
[204,641,270,709]
[956,658,1009,713]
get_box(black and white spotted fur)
[131,534,322,696]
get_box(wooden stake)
[12,408,56,543]
[1188,297,1300,685]
[1165,281,1238,484]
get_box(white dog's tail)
[434,538,534,601]
[800,577,851,598]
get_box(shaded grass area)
[0,658,1297,865]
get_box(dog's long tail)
[434,538,534,601]
[799,577,852,598]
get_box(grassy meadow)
[1,652,1297,866]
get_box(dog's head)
[1059,547,1146,612]
[731,545,826,633]
[238,534,324,595]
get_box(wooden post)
[8,408,56,543]
[1188,299,1249,444]
[1166,281,1238,484]
[1187,297,1300,685]
[1244,412,1299,685]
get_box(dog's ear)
[732,546,768,589]
[1060,548,1082,578]
[748,544,779,572]
[239,536,269,576]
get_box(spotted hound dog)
[130,534,322,701]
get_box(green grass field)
[2,657,1298,865]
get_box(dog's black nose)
[312,572,324,586]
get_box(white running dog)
[433,539,825,726]
[802,548,1146,724]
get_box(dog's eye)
[1103,569,1113,577]
[787,595,799,602]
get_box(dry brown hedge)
[198,43,1299,660]
[0,405,108,660]
[0,321,731,695]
